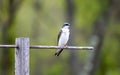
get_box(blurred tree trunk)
[66,0,79,75]
[32,0,41,39]
[89,12,109,75]
[32,0,42,75]
[88,0,120,75]
[1,0,22,75]
[79,9,109,75]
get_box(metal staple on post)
[15,38,29,75]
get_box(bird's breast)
[58,30,70,47]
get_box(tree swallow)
[55,23,70,56]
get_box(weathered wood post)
[15,38,29,75]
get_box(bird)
[55,22,70,56]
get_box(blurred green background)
[0,0,120,75]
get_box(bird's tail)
[54,49,63,56]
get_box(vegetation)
[0,0,120,75]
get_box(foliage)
[0,0,120,75]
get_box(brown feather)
[55,29,63,56]
[57,29,62,45]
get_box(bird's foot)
[64,45,68,48]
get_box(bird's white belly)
[58,32,69,47]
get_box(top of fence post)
[15,38,29,75]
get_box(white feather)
[58,26,70,48]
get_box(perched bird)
[55,23,70,56]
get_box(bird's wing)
[57,29,62,45]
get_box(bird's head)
[62,22,70,28]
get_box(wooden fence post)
[15,38,29,75]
